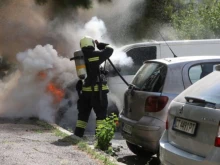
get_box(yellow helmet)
[80,36,95,49]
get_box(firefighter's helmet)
[80,36,95,49]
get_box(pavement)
[0,118,102,165]
[84,133,160,165]
[0,117,161,165]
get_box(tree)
[171,1,220,39]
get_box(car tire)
[126,141,154,157]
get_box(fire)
[37,71,65,103]
[46,82,64,103]
[37,71,47,80]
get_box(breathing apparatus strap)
[86,60,95,104]
[76,79,83,97]
[98,69,103,104]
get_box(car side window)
[121,46,157,76]
[107,46,157,77]
[189,63,217,84]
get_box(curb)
[48,123,125,165]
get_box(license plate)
[123,123,132,134]
[173,117,197,135]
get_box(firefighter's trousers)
[74,91,108,137]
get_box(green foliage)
[77,141,88,151]
[170,1,220,39]
[77,141,117,165]
[35,119,55,130]
[95,113,118,151]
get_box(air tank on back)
[70,50,87,79]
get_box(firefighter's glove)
[95,40,109,50]
[76,80,83,92]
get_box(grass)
[77,141,118,165]
[53,129,68,137]
[35,120,54,130]
[32,118,118,165]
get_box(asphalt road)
[0,118,100,165]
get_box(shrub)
[95,113,118,151]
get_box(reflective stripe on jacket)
[82,84,109,92]
[76,120,87,129]
[82,45,114,90]
[88,57,99,62]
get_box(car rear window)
[175,71,220,104]
[132,62,167,92]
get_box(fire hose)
[107,58,129,87]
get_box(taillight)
[215,122,220,147]
[145,96,169,112]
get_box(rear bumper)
[160,131,220,165]
[119,114,165,153]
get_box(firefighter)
[74,36,114,137]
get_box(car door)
[182,60,220,88]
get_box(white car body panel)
[160,70,220,165]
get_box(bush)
[171,2,220,39]
[95,113,118,151]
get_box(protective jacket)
[82,44,113,93]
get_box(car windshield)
[175,71,220,104]
[131,62,167,92]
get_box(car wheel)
[126,141,154,157]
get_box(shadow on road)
[52,135,79,147]
[117,155,161,165]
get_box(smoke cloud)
[0,45,76,122]
[76,0,147,45]
[0,0,140,132]
[0,0,51,60]
[0,0,147,60]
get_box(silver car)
[160,68,220,165]
[119,56,220,156]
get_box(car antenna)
[158,30,178,58]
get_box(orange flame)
[46,83,64,103]
[37,71,47,80]
[37,71,64,103]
